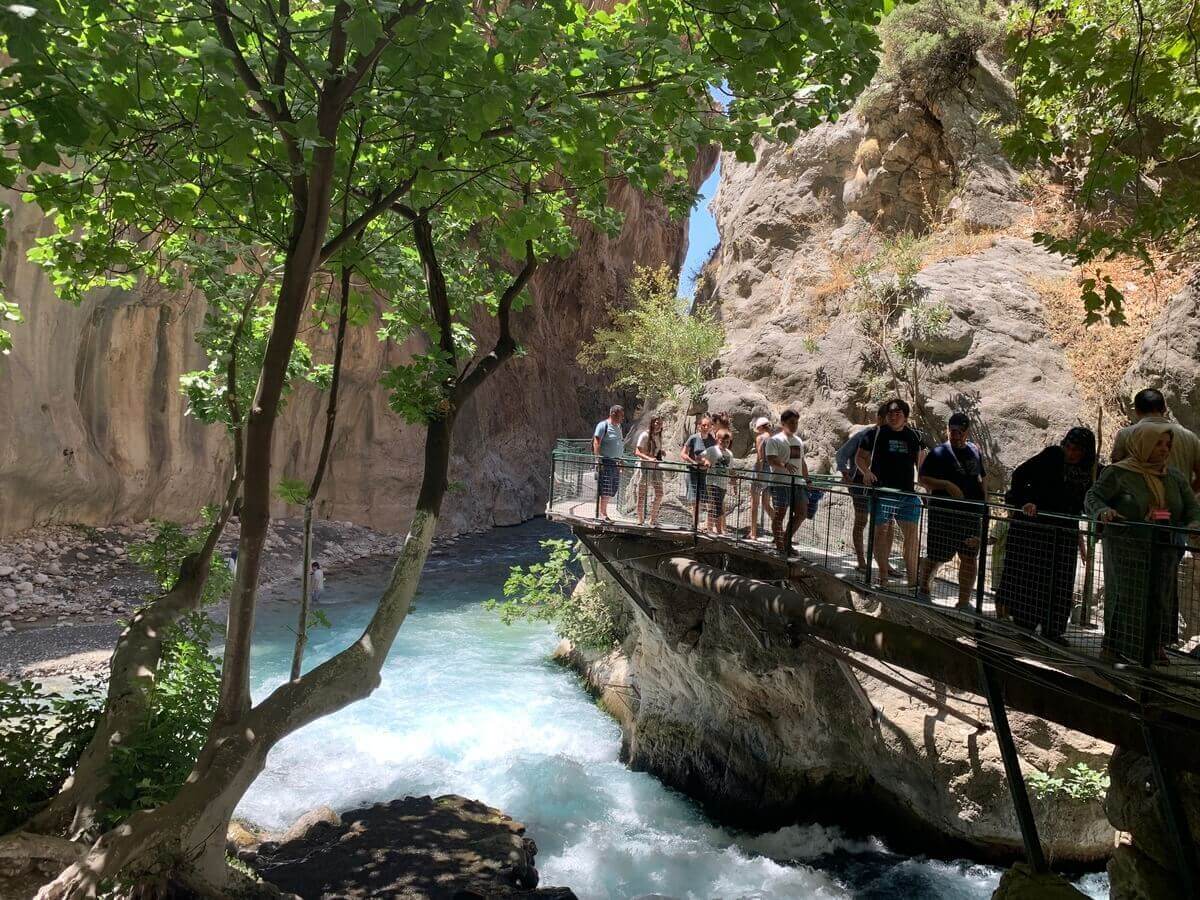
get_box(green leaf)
[345,10,383,53]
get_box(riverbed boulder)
[991,863,1089,900]
[1104,745,1200,898]
[249,795,576,899]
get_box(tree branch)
[210,0,307,199]
[318,173,416,265]
[398,205,456,363]
[455,239,537,404]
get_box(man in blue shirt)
[918,412,986,609]
[592,405,625,519]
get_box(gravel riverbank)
[0,516,418,681]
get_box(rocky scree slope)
[0,151,715,537]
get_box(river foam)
[237,520,1107,899]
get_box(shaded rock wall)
[0,157,714,536]
[567,559,1116,864]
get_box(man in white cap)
[749,416,774,540]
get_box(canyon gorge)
[3,10,1198,899]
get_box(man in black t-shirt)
[918,412,986,609]
[855,398,926,591]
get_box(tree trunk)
[292,264,352,680]
[216,147,340,726]
[25,476,241,839]
[31,414,456,899]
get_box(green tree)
[487,539,621,651]
[0,0,882,894]
[577,264,725,407]
[1005,0,1200,320]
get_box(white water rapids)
[236,520,1108,899]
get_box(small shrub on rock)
[487,539,621,651]
[879,0,1003,99]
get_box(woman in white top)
[703,429,735,534]
[633,416,666,526]
[749,417,775,541]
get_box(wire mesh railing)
[548,448,1200,674]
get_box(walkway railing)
[548,448,1200,674]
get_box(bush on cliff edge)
[879,0,1003,99]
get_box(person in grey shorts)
[592,405,625,520]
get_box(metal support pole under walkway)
[977,659,1047,873]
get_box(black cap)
[948,412,971,430]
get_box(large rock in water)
[0,147,716,536]
[567,562,1117,864]
[246,795,576,899]
[1105,746,1200,898]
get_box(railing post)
[691,467,701,542]
[975,504,990,615]
[1143,525,1167,667]
[784,473,796,559]
[549,453,557,513]
[864,486,877,585]
[1080,521,1097,628]
[594,455,602,520]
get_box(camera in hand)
[655,450,665,461]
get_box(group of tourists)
[591,386,1200,665]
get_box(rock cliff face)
[688,53,1193,480]
[608,44,1200,892]
[565,559,1117,865]
[0,161,713,536]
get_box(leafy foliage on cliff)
[1006,0,1200,316]
[878,0,1003,98]
[487,539,621,651]
[578,265,725,407]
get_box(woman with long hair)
[634,416,667,526]
[995,427,1096,642]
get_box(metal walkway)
[547,445,1200,887]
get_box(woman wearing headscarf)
[995,427,1096,642]
[1086,422,1200,663]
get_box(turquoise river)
[236,520,1108,900]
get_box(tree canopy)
[1006,0,1200,319]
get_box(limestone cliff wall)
[566,558,1117,865]
[0,157,714,536]
[679,53,1195,481]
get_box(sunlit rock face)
[566,560,1117,865]
[0,149,716,536]
[675,53,1198,488]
